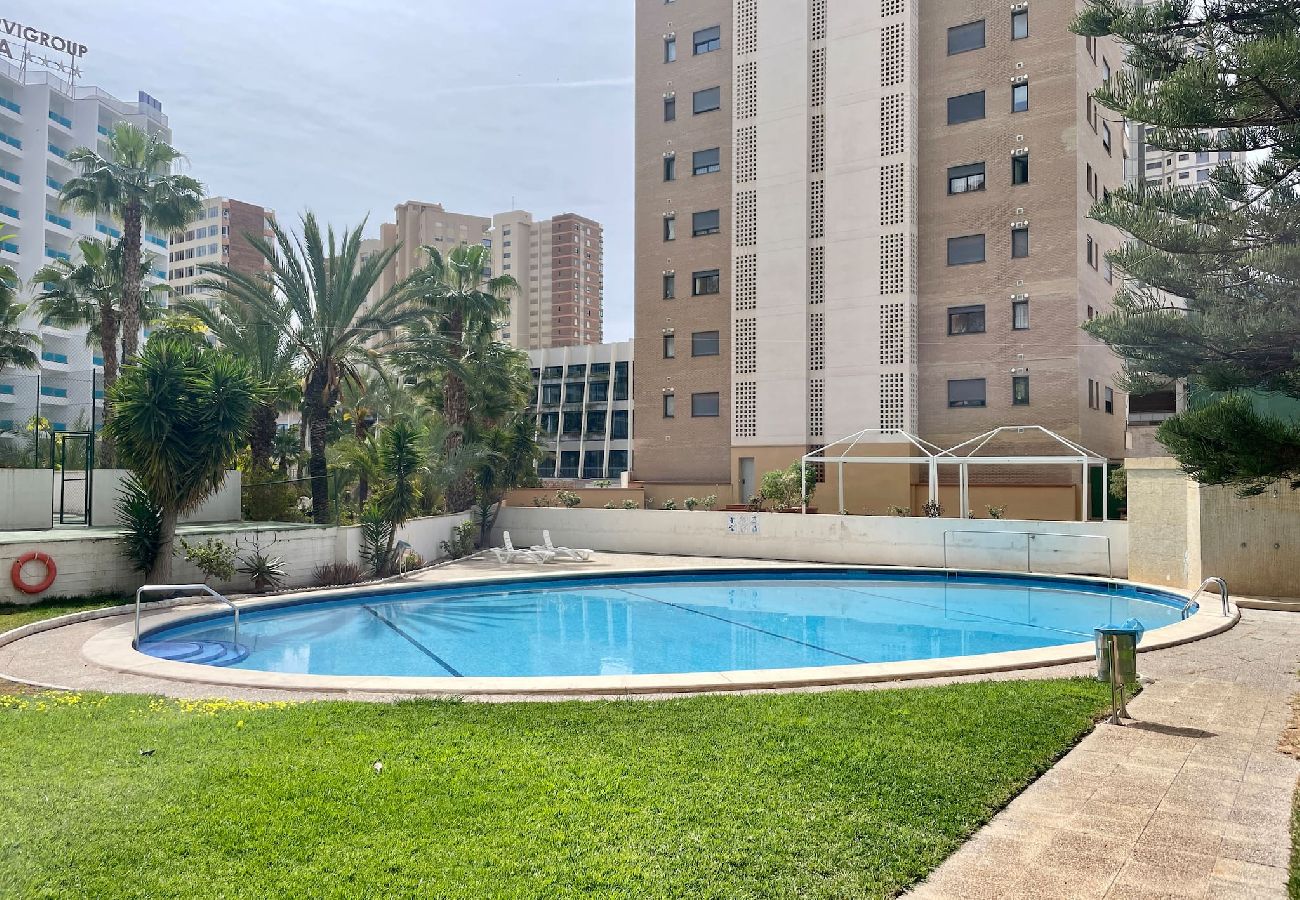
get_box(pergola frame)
[801,425,1111,522]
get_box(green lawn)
[0,679,1110,899]
[0,593,128,634]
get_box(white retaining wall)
[90,470,242,527]
[0,469,55,530]
[495,508,1130,577]
[0,512,470,605]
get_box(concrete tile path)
[908,609,1300,900]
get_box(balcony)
[47,110,73,130]
[0,130,19,154]
[146,233,167,249]
[0,204,17,222]
[0,97,19,123]
[38,386,70,405]
[46,176,64,194]
[0,240,18,258]
[0,383,15,403]
[95,222,121,239]
[44,246,71,262]
[0,167,19,186]
[40,350,70,370]
[45,212,73,232]
[96,124,110,137]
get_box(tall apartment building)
[0,58,170,434]
[167,197,275,306]
[525,341,632,481]
[491,210,604,349]
[373,200,492,302]
[634,0,1129,518]
[369,201,606,352]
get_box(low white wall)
[0,469,54,530]
[90,470,242,527]
[495,508,1129,578]
[0,512,470,605]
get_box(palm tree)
[58,122,203,363]
[0,252,37,371]
[107,337,258,582]
[399,244,516,511]
[200,212,416,523]
[32,237,168,432]
[183,288,300,472]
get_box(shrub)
[399,550,425,572]
[622,499,640,510]
[684,497,700,511]
[532,495,550,508]
[555,490,581,508]
[176,537,237,584]
[759,461,818,511]
[359,502,395,577]
[236,535,287,593]
[986,504,1008,520]
[887,505,911,517]
[439,520,476,561]
[594,479,612,488]
[702,494,718,511]
[923,500,944,518]
[313,562,366,587]
[241,469,307,523]
[661,498,678,511]
[604,501,618,509]
[117,475,163,574]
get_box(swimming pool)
[138,570,1192,678]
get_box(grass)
[0,679,1111,899]
[0,593,128,634]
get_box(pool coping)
[65,563,1239,697]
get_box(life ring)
[11,551,56,595]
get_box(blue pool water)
[139,570,1191,678]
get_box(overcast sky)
[37,0,637,340]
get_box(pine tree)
[1073,0,1300,493]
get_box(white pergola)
[801,425,1112,522]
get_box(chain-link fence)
[0,370,106,469]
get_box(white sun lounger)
[532,530,593,561]
[489,531,554,565]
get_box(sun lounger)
[488,531,554,565]
[532,530,593,561]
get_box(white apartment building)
[526,341,632,481]
[0,58,170,433]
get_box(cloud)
[423,77,633,97]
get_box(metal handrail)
[134,584,239,649]
[1187,576,1230,617]
[943,530,1113,579]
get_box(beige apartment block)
[373,200,492,302]
[633,0,1130,520]
[167,197,275,307]
[633,0,734,488]
[492,210,604,349]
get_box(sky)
[36,0,638,340]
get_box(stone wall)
[1127,457,1300,598]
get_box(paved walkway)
[908,609,1300,900]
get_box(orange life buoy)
[11,551,56,595]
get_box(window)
[947,91,986,125]
[541,384,562,405]
[1105,386,1114,414]
[1196,168,1210,182]
[1012,298,1030,330]
[565,382,584,403]
[693,87,721,114]
[611,410,630,440]
[692,147,721,175]
[664,36,676,62]
[692,331,720,356]
[1013,375,1030,405]
[947,162,986,194]
[664,95,676,121]
[692,269,720,295]
[562,411,583,434]
[947,305,986,335]
[947,20,986,55]
[1012,226,1029,258]
[663,154,676,181]
[662,272,675,299]
[1012,152,1029,184]
[693,25,721,55]
[1012,8,1028,39]
[691,392,720,417]
[692,209,720,236]
[947,234,986,266]
[1012,82,1029,113]
[948,379,987,408]
[1102,57,1111,82]
[588,381,609,402]
[663,215,676,241]
[1086,235,1098,269]
[663,394,676,418]
[663,334,675,358]
[1102,121,1112,153]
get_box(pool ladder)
[1184,577,1230,619]
[134,584,239,649]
